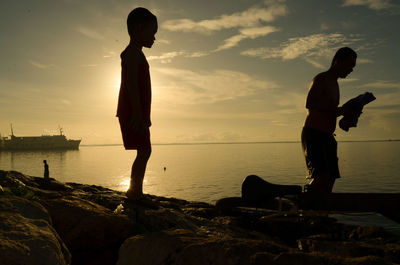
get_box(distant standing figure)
[116,7,158,200]
[43,160,49,179]
[302,47,357,195]
[164,167,166,171]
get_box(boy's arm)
[125,54,145,133]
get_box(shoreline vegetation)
[1,169,400,265]
[80,139,400,147]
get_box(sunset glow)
[1,0,399,144]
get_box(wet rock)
[0,197,71,265]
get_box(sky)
[0,0,399,144]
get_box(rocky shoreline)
[1,170,400,265]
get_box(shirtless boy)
[302,47,357,195]
[116,8,157,200]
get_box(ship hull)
[0,136,81,150]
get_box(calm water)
[1,141,399,203]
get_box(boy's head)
[331,47,357,78]
[127,7,158,48]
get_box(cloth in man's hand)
[339,92,376,132]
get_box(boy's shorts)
[301,127,340,180]
[119,118,151,150]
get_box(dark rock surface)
[0,196,71,265]
[1,169,400,265]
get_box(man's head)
[127,7,157,48]
[331,47,357,78]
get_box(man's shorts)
[119,118,151,150]
[301,127,340,180]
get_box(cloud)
[29,60,56,69]
[154,68,277,104]
[339,78,360,83]
[156,39,171,45]
[80,64,97,67]
[242,33,350,60]
[357,58,374,64]
[360,81,400,89]
[61,99,71,105]
[147,51,185,63]
[216,26,279,51]
[241,33,367,68]
[320,23,330,31]
[149,26,279,62]
[103,51,116,58]
[304,58,325,69]
[162,0,287,33]
[147,51,210,63]
[75,26,104,40]
[342,0,392,10]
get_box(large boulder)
[117,228,288,265]
[39,196,134,265]
[0,196,71,265]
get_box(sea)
[1,141,399,203]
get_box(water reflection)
[0,143,399,203]
[0,149,79,179]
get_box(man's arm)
[306,76,338,113]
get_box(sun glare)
[114,75,121,98]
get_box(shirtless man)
[302,47,357,195]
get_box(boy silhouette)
[116,8,157,200]
[302,47,357,195]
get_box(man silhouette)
[302,47,357,195]
[43,160,49,180]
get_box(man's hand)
[338,104,359,117]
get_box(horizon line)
[81,139,400,147]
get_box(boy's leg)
[127,148,151,199]
[309,171,335,194]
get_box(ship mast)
[10,123,14,136]
[58,125,64,136]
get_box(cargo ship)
[0,125,81,150]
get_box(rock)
[117,228,289,265]
[182,207,218,219]
[0,197,71,265]
[39,196,134,265]
[251,214,338,243]
[0,170,39,188]
[250,252,276,265]
[2,170,400,265]
[273,252,390,265]
[129,204,203,231]
[349,226,388,240]
[298,239,385,258]
[67,183,126,210]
